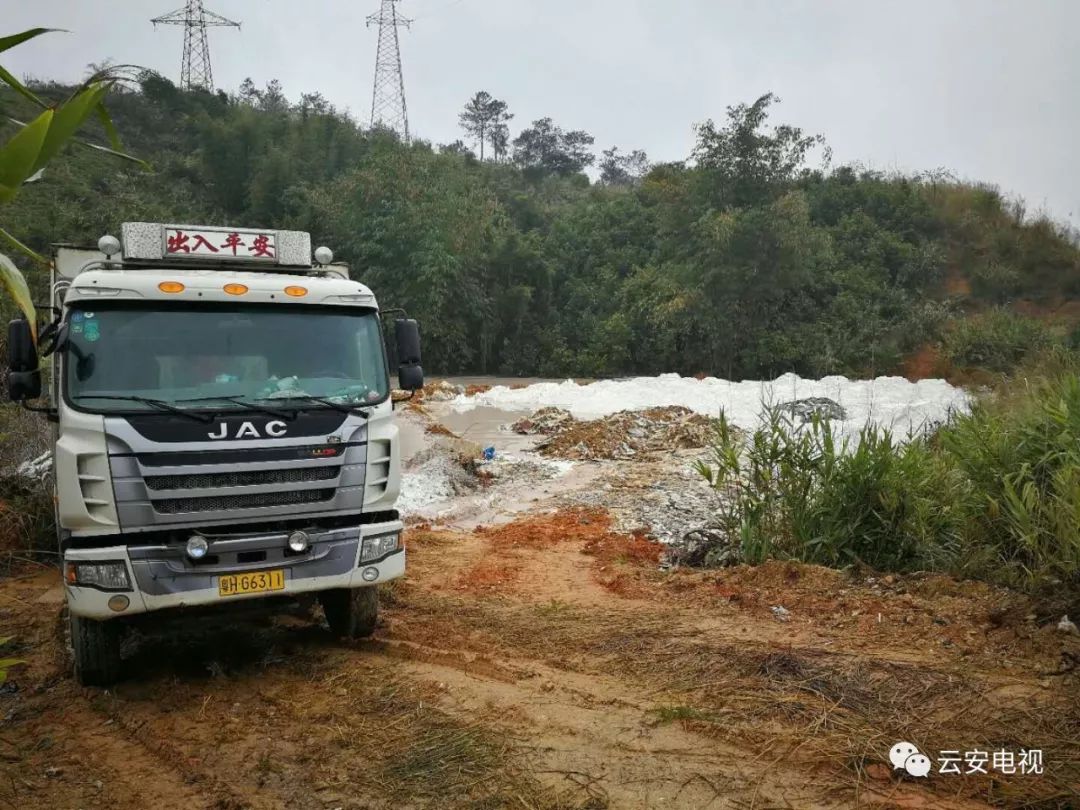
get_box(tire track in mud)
[388,524,1079,809]
[86,697,274,810]
[368,635,760,809]
[4,509,1077,810]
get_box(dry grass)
[0,476,55,566]
[0,402,49,471]
[393,581,1080,808]
[313,665,604,809]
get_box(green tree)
[599,146,649,186]
[458,91,512,161]
[692,93,829,208]
[512,117,595,177]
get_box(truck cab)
[6,223,423,685]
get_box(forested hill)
[4,77,1080,380]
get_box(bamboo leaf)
[0,108,52,203]
[0,252,37,338]
[4,115,149,169]
[95,101,123,152]
[73,136,150,168]
[0,226,47,265]
[0,63,46,107]
[0,28,61,54]
[32,83,108,172]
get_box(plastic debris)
[516,406,722,461]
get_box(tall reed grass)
[697,357,1080,596]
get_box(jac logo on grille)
[207,420,288,440]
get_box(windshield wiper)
[176,395,298,421]
[257,394,370,419]
[73,395,215,424]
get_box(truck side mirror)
[394,318,424,391]
[7,318,41,401]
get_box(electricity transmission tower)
[367,0,412,140]
[151,1,240,91]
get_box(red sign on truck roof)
[164,227,277,261]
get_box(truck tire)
[321,587,378,639]
[70,614,122,687]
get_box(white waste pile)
[15,451,51,479]
[451,373,970,438]
[397,454,464,514]
[397,450,574,518]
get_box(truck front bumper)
[64,520,405,621]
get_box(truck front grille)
[145,466,338,491]
[154,488,336,515]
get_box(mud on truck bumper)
[64,519,404,621]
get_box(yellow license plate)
[218,569,285,597]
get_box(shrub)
[969,260,1021,303]
[695,410,964,572]
[0,475,55,561]
[941,370,1080,590]
[696,367,1080,597]
[943,309,1051,372]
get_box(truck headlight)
[287,530,310,553]
[360,532,401,564]
[186,535,209,560]
[65,561,131,590]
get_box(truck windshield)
[64,303,390,413]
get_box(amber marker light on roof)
[223,283,249,295]
[284,286,308,297]
[158,281,185,293]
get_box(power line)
[367,0,411,141]
[151,0,241,92]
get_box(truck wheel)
[321,587,378,639]
[70,614,123,687]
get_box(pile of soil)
[421,380,464,402]
[414,380,494,402]
[516,405,721,461]
[510,406,574,436]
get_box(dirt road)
[2,503,1078,809]
[2,400,1079,808]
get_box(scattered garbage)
[516,406,721,461]
[556,451,721,544]
[511,406,574,436]
[1057,615,1079,636]
[398,450,481,514]
[777,397,846,423]
[422,380,465,402]
[668,527,741,567]
[16,451,51,479]
[771,605,791,622]
[482,447,496,461]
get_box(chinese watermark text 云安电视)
[890,742,1044,777]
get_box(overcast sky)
[6,1,1079,223]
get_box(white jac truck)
[5,222,423,685]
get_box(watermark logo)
[890,741,931,777]
[890,743,1044,777]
